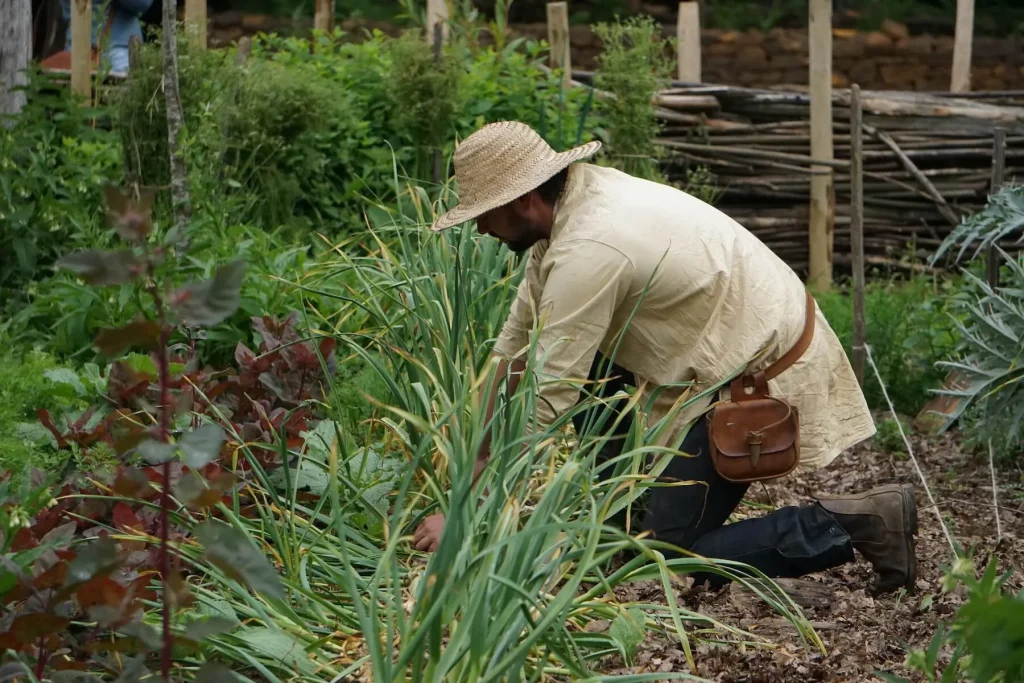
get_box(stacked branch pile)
[579,74,1024,274]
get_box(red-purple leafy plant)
[0,186,286,681]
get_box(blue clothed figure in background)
[60,0,153,74]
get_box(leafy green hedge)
[116,29,598,235]
[2,28,600,365]
[814,274,961,417]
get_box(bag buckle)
[747,432,763,468]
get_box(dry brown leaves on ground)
[598,425,1023,682]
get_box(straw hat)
[430,121,602,232]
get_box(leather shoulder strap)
[764,289,816,381]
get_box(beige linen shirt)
[492,163,875,470]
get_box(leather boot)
[815,484,918,594]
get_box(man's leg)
[643,418,855,587]
[574,358,916,592]
[572,351,637,469]
[572,352,638,528]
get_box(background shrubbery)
[814,272,961,417]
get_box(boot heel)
[901,484,918,536]
[901,484,918,590]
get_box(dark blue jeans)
[573,354,854,586]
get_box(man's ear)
[517,190,542,214]
[508,193,532,216]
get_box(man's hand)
[413,513,446,553]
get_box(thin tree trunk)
[163,0,192,239]
[0,0,32,124]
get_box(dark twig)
[162,0,192,241]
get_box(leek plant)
[118,179,822,681]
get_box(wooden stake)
[850,84,866,387]
[184,0,207,49]
[70,0,91,98]
[676,2,701,84]
[128,35,142,71]
[986,127,1007,289]
[808,0,834,290]
[427,0,449,45]
[0,0,32,120]
[547,1,571,92]
[315,0,334,32]
[237,35,252,64]
[951,0,975,93]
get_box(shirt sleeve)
[493,247,545,360]
[493,276,535,360]
[529,239,635,428]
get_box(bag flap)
[709,400,797,458]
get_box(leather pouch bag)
[707,371,800,483]
[705,290,816,483]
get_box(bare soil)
[603,425,1024,682]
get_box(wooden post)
[237,35,252,65]
[1,0,32,121]
[315,0,334,33]
[808,0,834,290]
[850,84,866,387]
[547,1,571,92]
[985,128,1007,290]
[70,0,92,98]
[951,0,974,93]
[427,0,448,45]
[128,35,142,71]
[184,0,208,50]
[676,1,701,84]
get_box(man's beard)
[505,239,535,253]
[504,219,545,253]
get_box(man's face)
[476,197,549,253]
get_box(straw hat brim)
[430,140,602,232]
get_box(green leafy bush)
[387,29,464,180]
[0,67,122,308]
[0,350,108,473]
[814,274,960,416]
[936,259,1024,460]
[593,15,674,181]
[882,557,1024,683]
[3,26,604,363]
[458,38,597,150]
[928,186,1024,460]
[873,417,909,457]
[118,36,380,232]
[2,217,328,365]
[115,29,601,237]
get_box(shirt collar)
[550,163,586,243]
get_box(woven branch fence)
[590,77,1024,275]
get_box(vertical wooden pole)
[427,0,449,45]
[808,0,834,290]
[985,128,1007,290]
[70,0,92,98]
[237,35,252,65]
[315,0,334,33]
[951,0,974,93]
[0,0,33,120]
[184,0,208,50]
[677,1,701,84]
[547,1,571,92]
[850,84,866,387]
